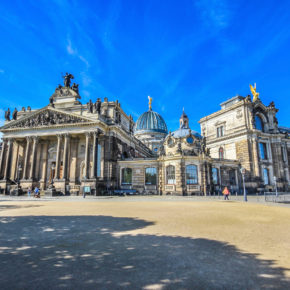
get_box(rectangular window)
[145,167,157,185]
[122,168,132,185]
[263,168,269,185]
[229,170,236,185]
[186,165,198,184]
[166,166,175,184]
[217,126,224,137]
[259,143,268,160]
[281,146,286,162]
[212,168,219,185]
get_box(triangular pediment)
[1,107,95,130]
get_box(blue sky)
[0,0,290,132]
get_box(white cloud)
[195,0,230,30]
[66,39,77,55]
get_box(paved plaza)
[0,196,289,289]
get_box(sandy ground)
[0,196,289,289]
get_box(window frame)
[255,115,264,131]
[121,168,132,185]
[166,165,176,185]
[263,168,269,185]
[145,167,157,185]
[219,147,224,160]
[212,168,219,185]
[259,142,268,160]
[217,126,224,137]
[186,164,198,185]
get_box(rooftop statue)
[4,108,10,121]
[62,73,74,88]
[148,95,152,111]
[250,83,259,102]
[71,83,79,94]
[12,108,18,120]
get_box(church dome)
[134,110,168,134]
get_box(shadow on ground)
[0,216,289,289]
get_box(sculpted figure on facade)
[87,100,93,113]
[4,108,10,121]
[9,109,87,129]
[95,98,101,114]
[63,72,74,88]
[71,83,79,94]
[12,108,18,120]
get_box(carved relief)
[8,109,89,129]
[236,109,243,119]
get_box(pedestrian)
[223,186,230,200]
[27,187,31,197]
[34,187,40,198]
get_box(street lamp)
[17,164,22,186]
[273,176,278,198]
[51,163,56,186]
[240,167,247,202]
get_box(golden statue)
[250,83,259,102]
[148,96,152,110]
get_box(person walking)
[34,187,40,198]
[223,186,230,200]
[27,187,31,197]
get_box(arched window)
[121,168,132,185]
[166,165,175,184]
[255,115,264,131]
[186,165,198,184]
[145,167,157,185]
[219,147,224,159]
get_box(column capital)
[85,132,92,138]
[56,134,64,140]
[26,136,33,142]
[32,136,39,143]
[63,133,71,139]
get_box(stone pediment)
[2,107,94,130]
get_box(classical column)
[3,138,13,180]
[55,135,63,180]
[29,137,39,180]
[23,137,32,180]
[62,134,70,180]
[0,139,7,178]
[252,137,260,177]
[91,131,99,178]
[84,132,91,179]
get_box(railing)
[264,192,290,203]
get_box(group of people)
[27,187,40,198]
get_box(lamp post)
[17,164,22,186]
[16,164,23,196]
[51,163,56,186]
[273,176,278,198]
[240,167,247,202]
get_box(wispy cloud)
[66,39,77,55]
[195,0,230,30]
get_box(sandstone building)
[0,75,289,195]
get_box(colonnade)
[0,130,101,188]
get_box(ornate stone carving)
[62,72,74,87]
[87,100,93,113]
[4,108,10,121]
[8,109,89,129]
[236,109,243,119]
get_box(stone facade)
[0,77,289,196]
[199,95,290,192]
